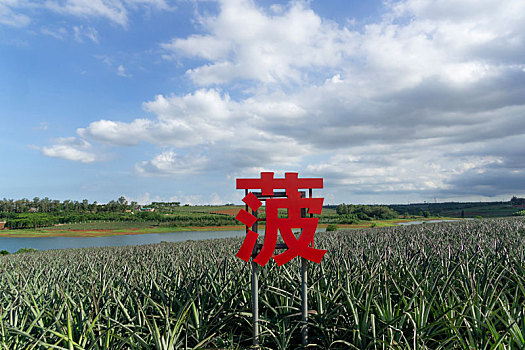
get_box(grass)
[441,203,520,217]
[1,217,525,348]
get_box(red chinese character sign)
[235,172,327,266]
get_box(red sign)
[235,172,327,266]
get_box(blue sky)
[1,0,525,205]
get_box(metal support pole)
[249,189,260,348]
[301,257,308,346]
[301,188,313,347]
[248,187,317,347]
[251,260,259,347]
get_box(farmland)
[1,201,441,237]
[3,196,523,237]
[1,217,525,348]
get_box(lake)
[1,221,457,253]
[0,230,248,253]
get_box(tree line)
[1,211,237,230]
[0,196,137,214]
[0,197,239,229]
[332,203,398,224]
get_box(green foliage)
[2,218,525,348]
[337,213,359,224]
[391,200,522,218]
[333,203,398,221]
[325,224,338,231]
[513,210,525,216]
[357,212,371,221]
[0,250,9,255]
[335,204,348,215]
[510,196,525,205]
[1,206,239,229]
[15,248,38,254]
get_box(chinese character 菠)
[235,172,327,266]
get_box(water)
[0,230,248,253]
[0,227,325,253]
[1,221,465,253]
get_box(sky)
[1,0,525,205]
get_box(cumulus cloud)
[78,119,151,146]
[135,150,208,176]
[78,88,310,171]
[161,0,355,86]
[42,137,97,163]
[43,0,525,201]
[78,89,234,148]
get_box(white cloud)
[78,119,152,146]
[79,89,236,147]
[73,25,98,42]
[45,0,131,26]
[78,88,310,173]
[41,26,68,39]
[41,0,525,201]
[161,0,355,86]
[0,2,30,27]
[305,144,505,197]
[135,150,208,176]
[45,0,174,26]
[117,64,131,77]
[1,0,173,29]
[42,137,97,163]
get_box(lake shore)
[0,217,460,237]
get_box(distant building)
[0,221,6,230]
[151,201,180,207]
[141,207,155,212]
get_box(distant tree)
[338,214,359,224]
[326,224,339,232]
[336,204,348,215]
[15,248,38,254]
[32,197,40,211]
[118,196,128,206]
[510,196,525,205]
[41,197,51,212]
